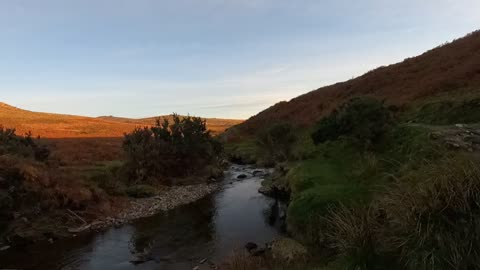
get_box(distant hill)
[97,115,241,131]
[237,30,480,133]
[0,103,243,138]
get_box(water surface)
[0,165,285,270]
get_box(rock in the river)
[130,254,153,265]
[252,170,264,176]
[258,186,272,196]
[237,174,248,180]
[245,242,258,252]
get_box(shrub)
[256,122,297,162]
[311,97,393,146]
[89,169,125,196]
[0,127,50,161]
[122,114,222,184]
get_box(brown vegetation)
[238,30,480,132]
[0,102,243,138]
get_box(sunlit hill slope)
[238,30,480,132]
[0,102,243,138]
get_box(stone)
[130,254,153,265]
[237,174,248,180]
[252,170,264,176]
[0,245,10,251]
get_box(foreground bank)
[224,94,480,269]
[0,165,285,270]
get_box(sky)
[0,0,479,119]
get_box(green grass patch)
[404,92,480,124]
[285,141,374,242]
[224,137,259,164]
[285,124,446,246]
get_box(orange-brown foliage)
[0,102,243,138]
[42,137,124,166]
[239,30,480,132]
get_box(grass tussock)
[382,157,480,269]
[326,205,383,270]
[326,157,480,270]
[219,250,265,270]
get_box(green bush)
[89,169,125,196]
[256,122,297,162]
[123,114,223,184]
[311,97,393,147]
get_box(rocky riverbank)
[74,182,222,232]
[1,182,222,249]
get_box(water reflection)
[0,165,283,270]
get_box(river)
[0,165,286,270]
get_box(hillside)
[0,102,242,138]
[238,30,480,132]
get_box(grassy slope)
[284,124,440,233]
[0,102,243,138]
[236,30,480,133]
[222,33,480,269]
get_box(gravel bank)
[80,182,221,231]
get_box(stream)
[0,165,286,270]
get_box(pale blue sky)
[0,0,479,119]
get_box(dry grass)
[0,102,243,138]
[219,250,266,270]
[42,137,124,166]
[239,30,480,132]
[326,157,480,270]
[381,157,480,269]
[0,103,242,166]
[326,204,381,270]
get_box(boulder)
[252,170,264,176]
[237,174,248,180]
